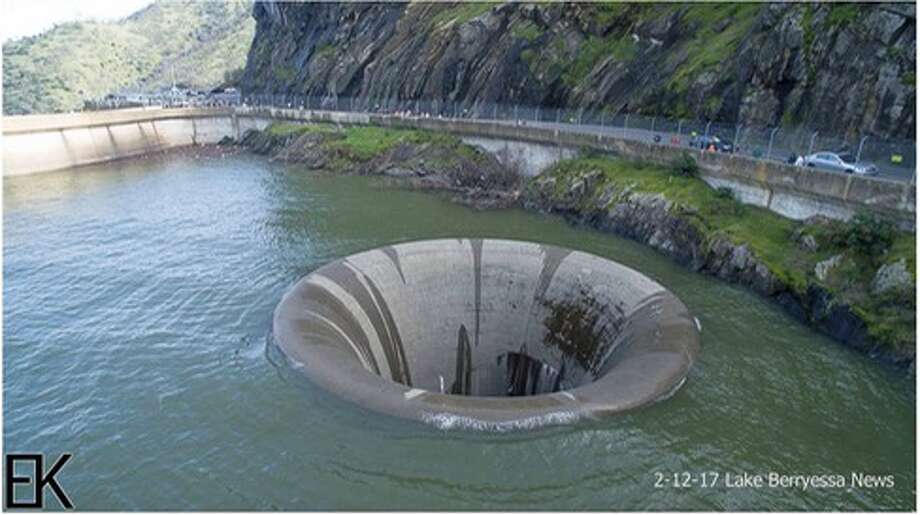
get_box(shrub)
[715,186,734,200]
[448,146,523,191]
[669,151,699,178]
[713,186,744,216]
[222,66,244,87]
[837,211,897,258]
[577,146,605,160]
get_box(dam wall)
[4,106,914,227]
[2,108,269,176]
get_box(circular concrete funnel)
[273,239,700,430]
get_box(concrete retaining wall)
[4,106,914,228]
[247,106,915,226]
[2,108,269,176]
[459,136,576,177]
[373,113,915,227]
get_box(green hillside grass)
[2,0,254,115]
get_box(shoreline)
[410,171,916,371]
[519,182,914,370]
[51,128,908,372]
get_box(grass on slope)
[429,2,498,29]
[522,3,759,95]
[667,4,760,95]
[541,155,915,351]
[263,122,468,163]
[265,122,338,137]
[545,156,804,287]
[260,122,916,351]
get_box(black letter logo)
[5,454,73,509]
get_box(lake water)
[4,153,914,510]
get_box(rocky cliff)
[240,2,915,139]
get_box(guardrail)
[240,94,916,185]
[5,104,913,226]
[2,107,235,135]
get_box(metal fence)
[239,93,916,183]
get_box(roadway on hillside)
[249,101,917,184]
[483,118,914,183]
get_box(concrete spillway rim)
[273,238,701,430]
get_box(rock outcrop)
[237,125,523,208]
[872,258,913,295]
[240,2,915,138]
[522,168,914,366]
[235,123,915,367]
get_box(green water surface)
[3,154,914,510]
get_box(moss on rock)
[534,154,916,355]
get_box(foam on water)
[421,410,583,432]
[3,156,913,509]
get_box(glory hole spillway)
[273,239,700,428]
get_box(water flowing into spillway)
[3,155,913,509]
[273,239,699,426]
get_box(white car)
[803,151,878,175]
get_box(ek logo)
[5,454,74,509]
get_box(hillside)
[2,0,254,115]
[240,2,915,138]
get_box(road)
[247,99,916,184]
[498,118,914,183]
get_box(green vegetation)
[429,2,497,29]
[543,155,803,290]
[264,122,337,137]
[521,36,566,79]
[781,110,801,127]
[263,122,470,164]
[824,3,862,28]
[333,126,435,160]
[801,4,817,50]
[590,2,635,28]
[222,67,245,87]
[520,6,659,89]
[512,20,543,43]
[666,4,760,95]
[669,151,699,178]
[715,186,735,200]
[889,235,917,281]
[257,122,518,189]
[816,211,914,349]
[516,2,763,113]
[562,35,636,87]
[589,3,667,30]
[258,123,915,351]
[273,65,297,83]
[2,0,254,114]
[838,211,898,260]
[331,125,491,168]
[315,43,335,58]
[539,155,915,351]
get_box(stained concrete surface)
[273,239,700,428]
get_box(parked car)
[688,134,734,153]
[802,151,878,175]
